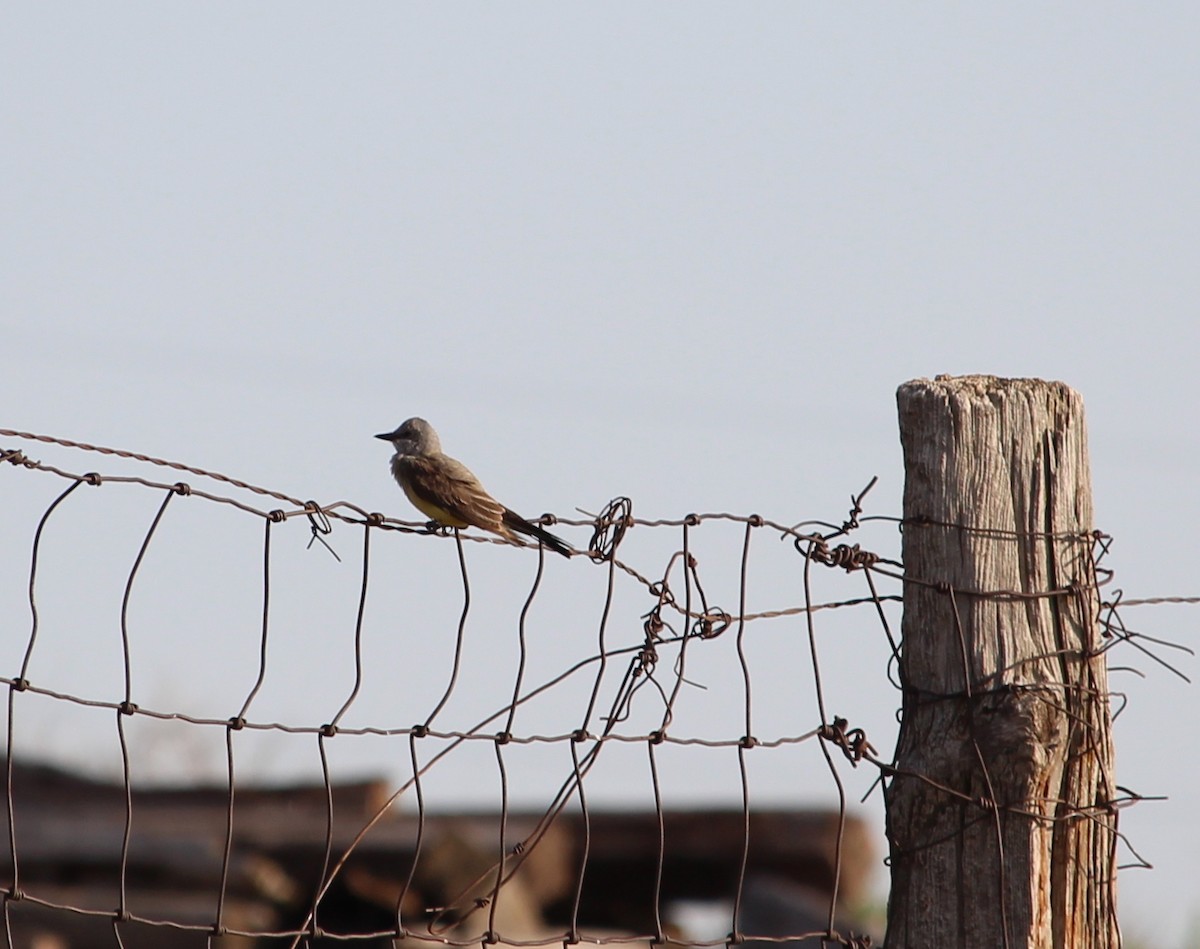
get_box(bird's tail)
[502,509,573,558]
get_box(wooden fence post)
[885,376,1118,949]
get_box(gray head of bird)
[375,417,441,455]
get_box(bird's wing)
[397,454,507,533]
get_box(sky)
[3,4,1199,944]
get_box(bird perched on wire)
[375,418,572,558]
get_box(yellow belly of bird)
[400,480,469,527]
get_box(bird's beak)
[374,432,395,441]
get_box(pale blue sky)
[4,4,1199,944]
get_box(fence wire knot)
[801,536,880,572]
[303,501,341,561]
[643,611,665,640]
[819,716,876,766]
[588,496,633,561]
[643,578,676,641]
[693,609,731,639]
[635,643,659,677]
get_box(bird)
[375,418,572,558]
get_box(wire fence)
[0,428,1194,949]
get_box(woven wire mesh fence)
[0,429,1185,949]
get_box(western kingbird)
[375,418,572,558]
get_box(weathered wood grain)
[886,375,1117,949]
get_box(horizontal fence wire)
[0,429,1192,949]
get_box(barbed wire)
[0,429,1193,948]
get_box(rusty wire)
[0,430,1192,948]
